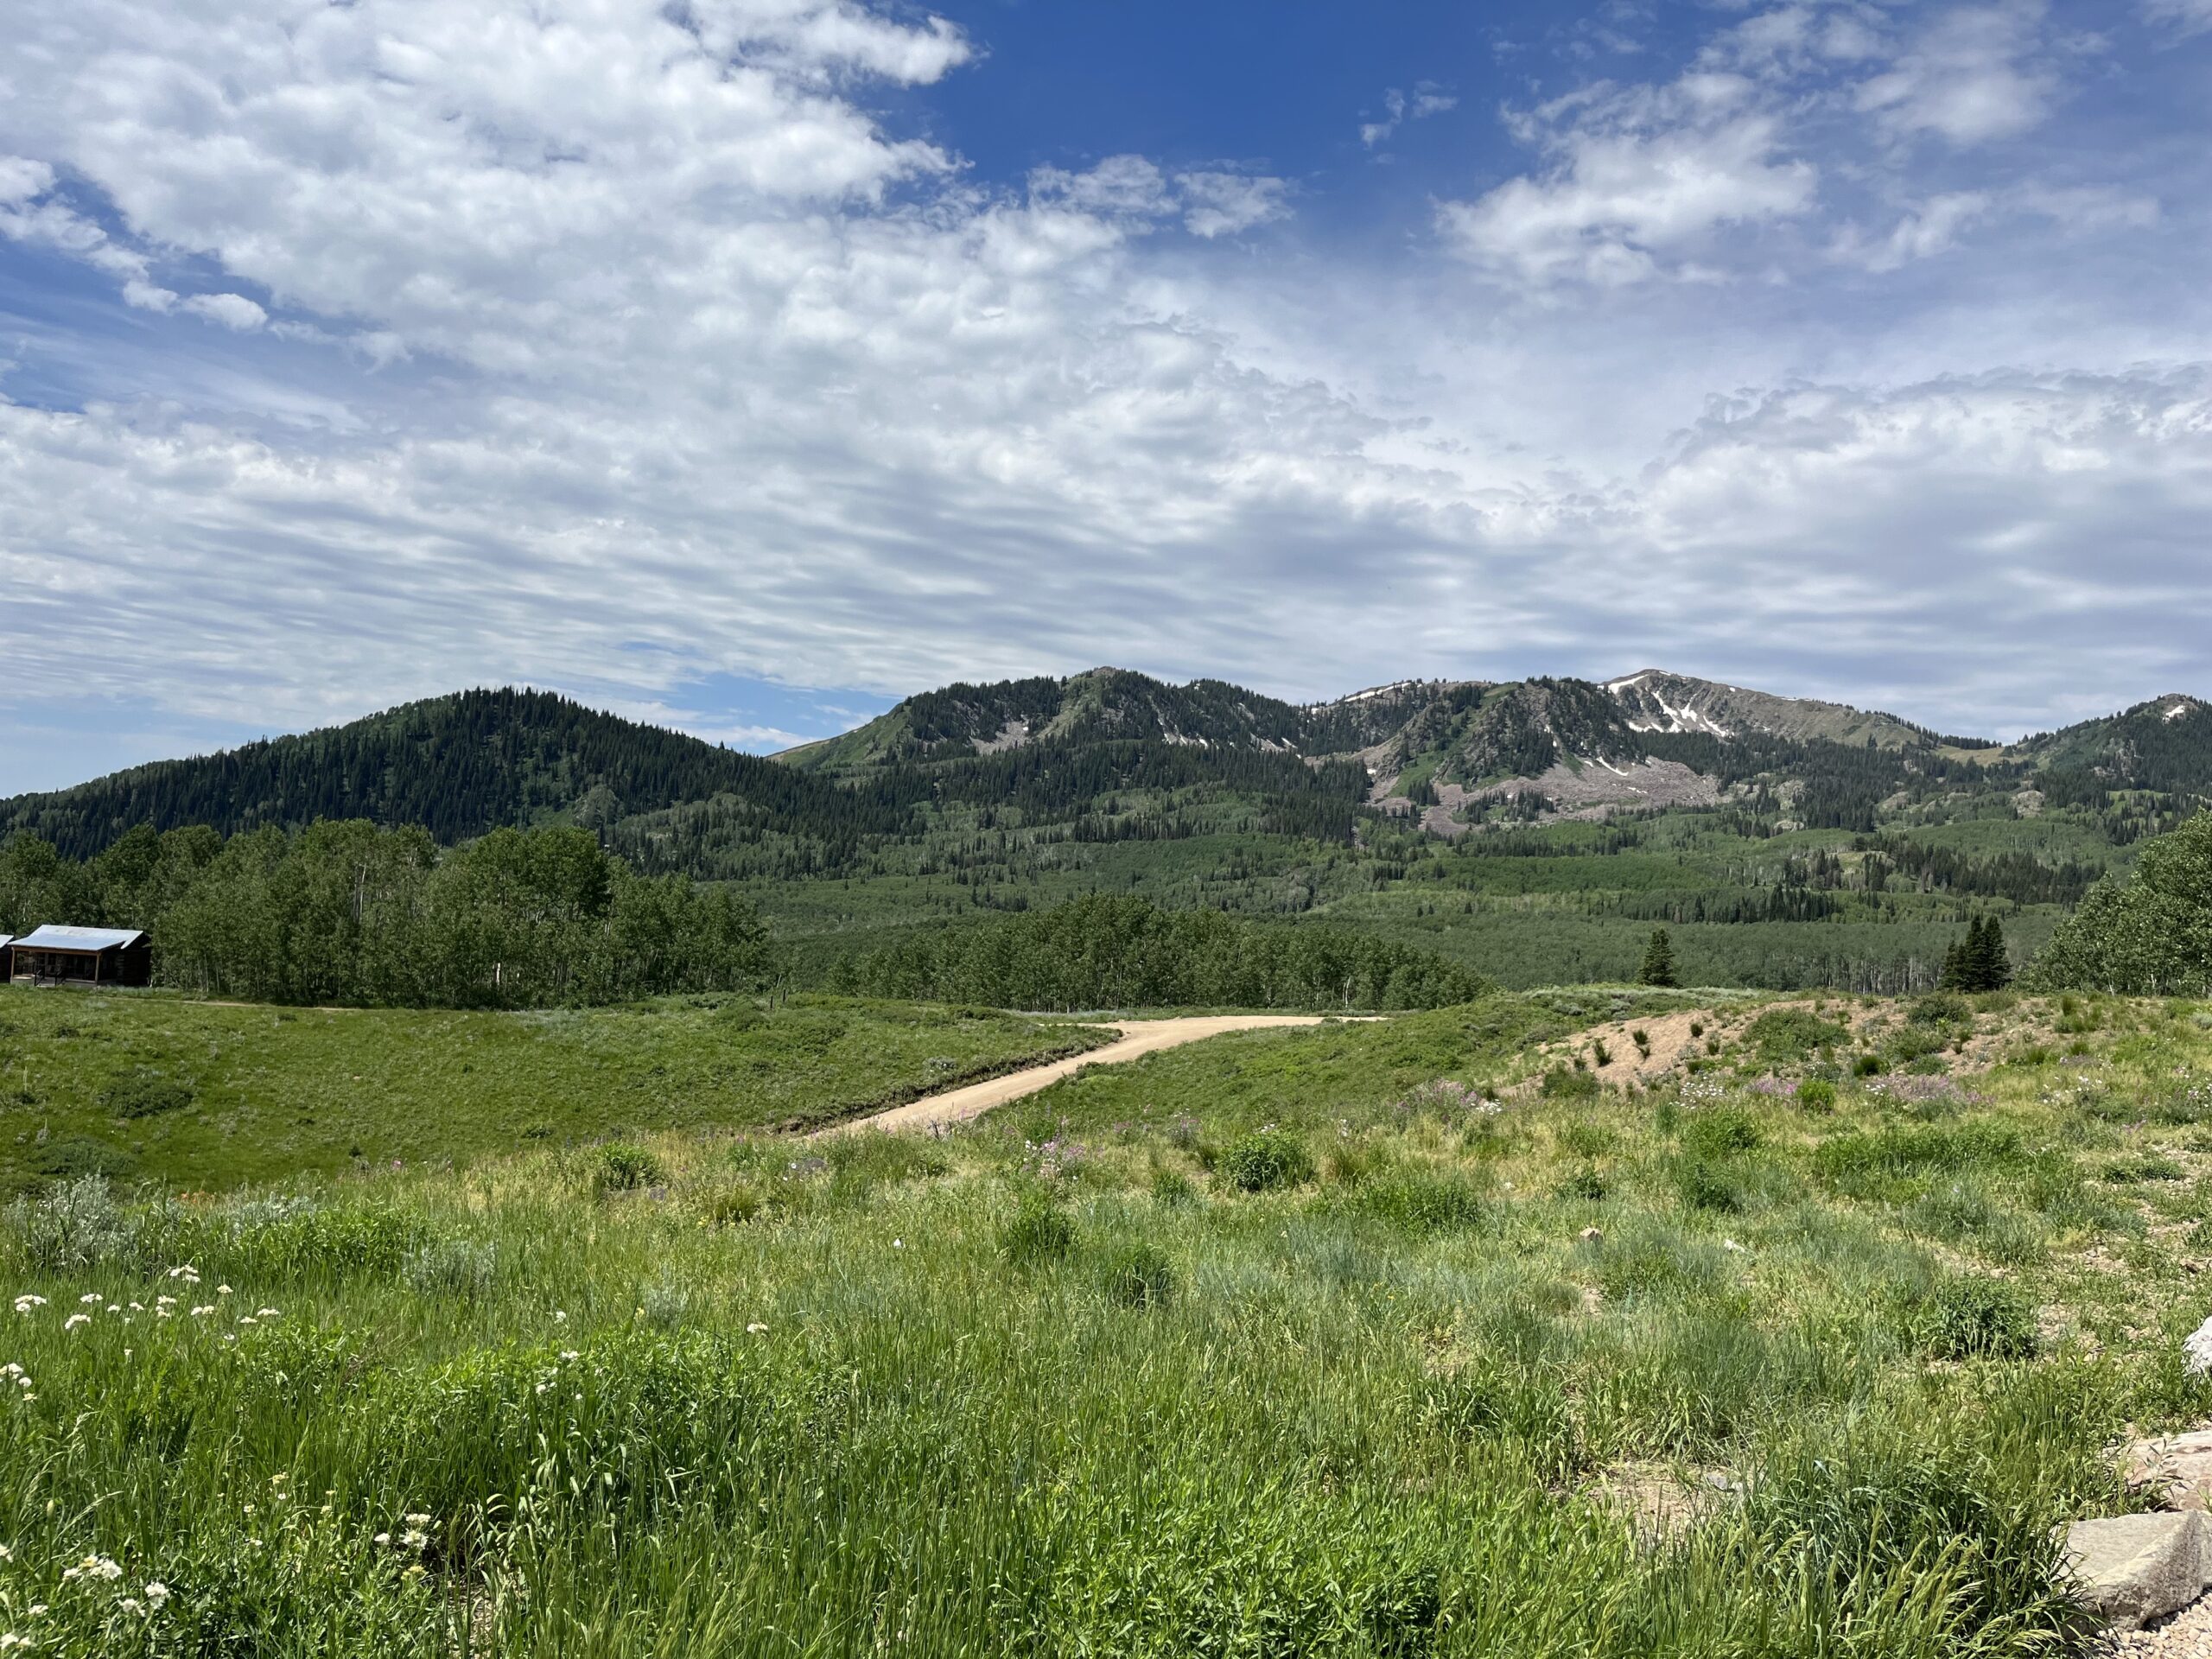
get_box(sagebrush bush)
[404,1236,500,1300]
[1220,1129,1313,1192]
[1681,1108,1762,1158]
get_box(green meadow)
[5,986,2212,1653]
[0,989,1109,1192]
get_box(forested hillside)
[0,688,906,859]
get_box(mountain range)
[7,667,2209,994]
[7,669,2207,861]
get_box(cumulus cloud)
[1436,77,1817,286]
[0,0,2202,776]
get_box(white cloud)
[1830,191,1992,271]
[2142,0,2212,38]
[181,293,269,331]
[0,0,2202,772]
[1436,79,1817,287]
[1360,83,1456,149]
[1176,172,1291,238]
[1853,3,2058,145]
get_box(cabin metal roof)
[11,925,147,952]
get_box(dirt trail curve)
[823,1015,1373,1137]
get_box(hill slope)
[0,688,899,859]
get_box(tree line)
[0,820,772,1008]
[2031,810,2212,995]
[829,894,1491,1013]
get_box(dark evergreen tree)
[1637,927,1679,988]
[1939,936,1970,991]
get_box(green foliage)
[998,1192,1077,1266]
[103,1067,197,1119]
[1,819,776,1009]
[1920,1274,2038,1359]
[591,1142,666,1195]
[1796,1078,1838,1110]
[836,893,1489,1012]
[1220,1128,1314,1192]
[1540,1065,1601,1101]
[1637,926,1679,988]
[1680,1108,1763,1158]
[2033,810,2212,995]
[1745,1007,1850,1065]
[1098,1241,1177,1308]
[1348,1168,1491,1233]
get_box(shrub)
[1540,1065,1600,1102]
[1745,1007,1850,1065]
[103,1068,197,1119]
[999,1192,1076,1267]
[1,1175,158,1270]
[1557,1121,1615,1160]
[1910,992,1973,1027]
[1681,1108,1762,1158]
[1922,1274,2037,1359]
[1099,1243,1176,1309]
[29,1135,137,1184]
[1853,1053,1885,1077]
[1674,1159,1744,1213]
[1351,1169,1491,1234]
[404,1236,499,1300]
[1149,1165,1197,1207]
[1554,1166,1608,1202]
[1220,1129,1313,1193]
[1796,1078,1837,1111]
[593,1142,665,1195]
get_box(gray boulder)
[2066,1511,2212,1630]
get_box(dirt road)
[826,1014,1364,1136]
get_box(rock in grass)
[2065,1511,2212,1631]
[2185,1314,2212,1376]
[2127,1430,2212,1513]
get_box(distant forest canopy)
[0,821,772,1009]
[829,894,1491,1013]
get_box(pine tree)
[1637,927,1679,988]
[1940,936,1969,991]
[1972,915,2012,990]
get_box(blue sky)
[3,0,2210,790]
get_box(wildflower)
[404,1512,429,1527]
[62,1315,88,1332]
[373,1533,391,1546]
[62,1554,123,1582]
[118,1599,143,1615]
[12,1295,45,1314]
[893,1238,905,1249]
[78,1294,99,1306]
[558,1350,579,1362]
[143,1582,168,1605]
[256,1307,280,1319]
[0,1544,10,1560]
[127,1302,143,1312]
[746,1322,768,1334]
[401,1528,429,1549]
[1723,1239,1746,1254]
[216,1286,232,1296]
[237,1317,257,1326]
[155,1296,175,1306]
[0,1635,31,1651]
[190,1306,214,1318]
[552,1310,567,1323]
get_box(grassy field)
[4,988,2212,1651]
[0,988,1111,1192]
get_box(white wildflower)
[143,1582,168,1605]
[62,1315,88,1332]
[401,1529,428,1549]
[256,1308,280,1319]
[190,1306,214,1318]
[404,1513,429,1527]
[552,1310,567,1323]
[118,1599,142,1615]
[746,1322,768,1335]
[372,1532,391,1546]
[12,1295,45,1313]
[78,1294,99,1306]
[216,1286,232,1296]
